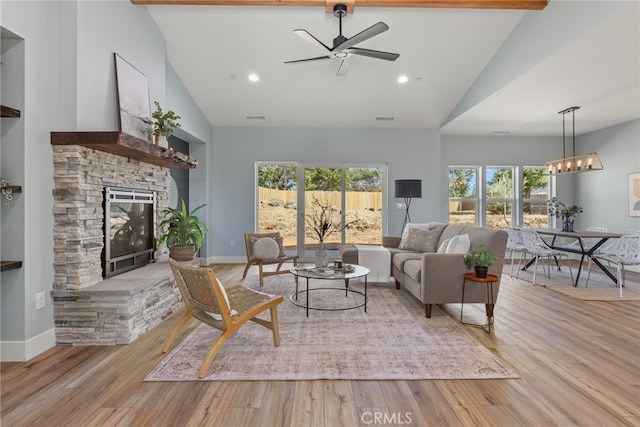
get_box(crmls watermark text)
[361,412,414,425]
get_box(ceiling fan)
[285,4,399,76]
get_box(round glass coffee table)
[289,264,370,317]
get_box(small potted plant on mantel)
[463,244,496,278]
[148,101,181,148]
[158,199,208,261]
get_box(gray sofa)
[342,223,508,318]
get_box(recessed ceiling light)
[248,73,260,82]
[397,75,408,83]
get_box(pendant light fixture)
[545,106,603,175]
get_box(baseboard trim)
[1,328,56,362]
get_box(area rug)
[505,261,640,301]
[145,274,517,381]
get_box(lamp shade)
[395,179,422,198]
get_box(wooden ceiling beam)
[130,0,547,12]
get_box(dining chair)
[586,234,640,298]
[505,228,528,277]
[517,229,573,286]
[163,259,284,378]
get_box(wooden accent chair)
[163,259,284,378]
[242,232,299,286]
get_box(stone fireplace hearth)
[49,140,184,345]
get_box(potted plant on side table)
[463,244,496,278]
[158,199,208,261]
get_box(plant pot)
[170,245,195,261]
[475,266,489,278]
[154,134,169,148]
[562,216,574,232]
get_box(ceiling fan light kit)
[545,106,604,175]
[285,3,399,76]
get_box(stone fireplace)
[49,132,198,345]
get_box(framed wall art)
[114,53,152,142]
[629,172,640,217]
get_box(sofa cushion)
[392,252,422,272]
[404,260,422,283]
[445,233,471,254]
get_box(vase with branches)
[146,101,181,146]
[305,196,355,267]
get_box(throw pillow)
[445,233,471,254]
[398,223,430,250]
[398,227,442,252]
[437,238,450,254]
[251,236,285,259]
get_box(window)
[257,163,385,261]
[486,167,515,229]
[522,167,550,228]
[448,167,478,226]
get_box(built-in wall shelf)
[1,261,23,272]
[1,105,21,118]
[2,185,22,194]
[51,131,198,170]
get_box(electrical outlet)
[230,240,235,247]
[36,291,46,310]
[396,202,406,209]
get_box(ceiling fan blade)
[293,29,331,51]
[284,55,331,64]
[346,47,399,62]
[336,56,352,76]
[333,22,389,52]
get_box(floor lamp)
[395,179,422,232]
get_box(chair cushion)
[205,277,237,320]
[251,236,285,259]
[445,233,471,254]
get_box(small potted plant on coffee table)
[463,244,495,278]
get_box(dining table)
[520,228,623,286]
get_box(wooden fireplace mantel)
[51,131,198,169]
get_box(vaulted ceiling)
[137,0,639,136]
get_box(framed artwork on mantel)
[629,172,640,217]
[114,53,152,143]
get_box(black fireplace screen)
[103,187,156,277]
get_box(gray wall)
[575,119,640,232]
[207,127,441,261]
[0,0,211,360]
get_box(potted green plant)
[148,101,181,147]
[463,243,495,278]
[158,199,208,261]
[547,197,583,232]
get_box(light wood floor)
[2,264,639,426]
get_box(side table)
[460,272,498,334]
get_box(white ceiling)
[147,1,639,137]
